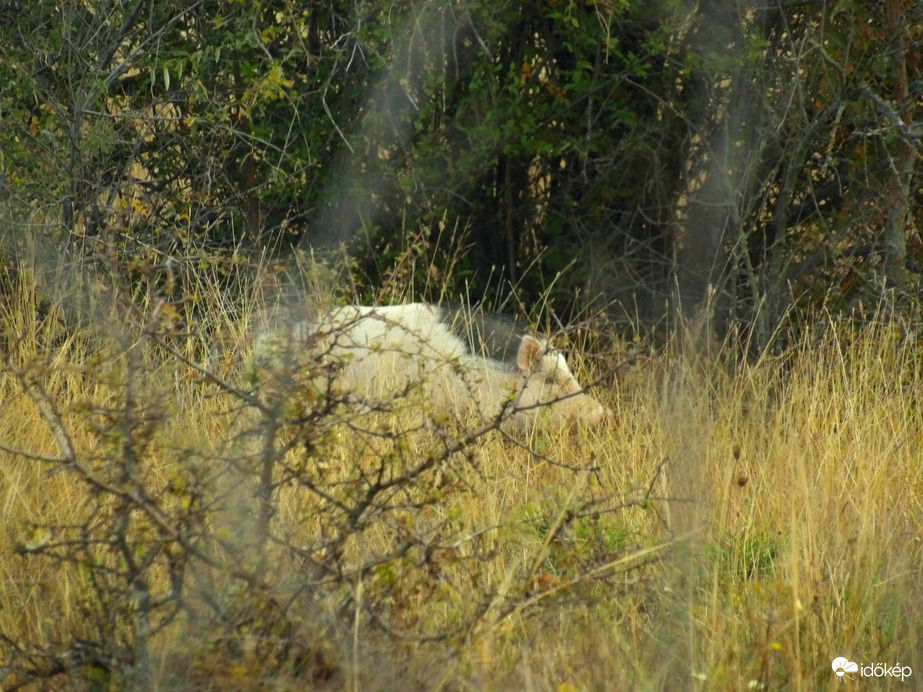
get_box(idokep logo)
[832,656,913,682]
[832,658,859,679]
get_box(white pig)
[261,303,610,432]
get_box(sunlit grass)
[1,266,920,689]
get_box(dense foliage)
[1,0,921,339]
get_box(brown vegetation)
[0,260,919,690]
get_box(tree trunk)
[882,0,913,289]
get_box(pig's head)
[509,335,612,431]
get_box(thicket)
[0,259,920,690]
[1,0,920,340]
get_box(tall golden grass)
[0,261,920,690]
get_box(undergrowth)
[0,259,920,691]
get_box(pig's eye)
[543,371,561,385]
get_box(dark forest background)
[1,0,921,347]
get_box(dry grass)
[0,267,920,691]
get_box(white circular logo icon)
[832,657,859,677]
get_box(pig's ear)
[516,335,544,373]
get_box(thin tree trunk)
[882,0,913,289]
